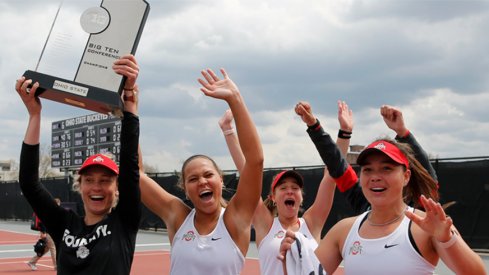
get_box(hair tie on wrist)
[437,230,458,249]
[223,129,235,136]
[338,129,352,139]
[123,95,135,102]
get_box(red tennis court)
[0,228,264,274]
[0,225,347,274]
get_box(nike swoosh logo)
[211,237,221,241]
[384,244,399,249]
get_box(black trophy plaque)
[24,0,150,117]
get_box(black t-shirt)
[20,112,140,275]
[54,208,137,274]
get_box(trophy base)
[23,70,124,117]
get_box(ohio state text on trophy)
[24,0,150,117]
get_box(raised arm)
[218,108,274,244]
[138,146,190,242]
[303,100,354,240]
[381,105,438,181]
[111,54,141,229]
[218,109,245,172]
[16,77,64,234]
[296,101,365,213]
[17,78,41,145]
[198,68,264,253]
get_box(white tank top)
[342,207,435,275]
[170,208,245,275]
[258,217,318,275]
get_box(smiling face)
[79,166,118,224]
[182,157,223,214]
[272,177,303,219]
[360,152,411,208]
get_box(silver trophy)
[24,0,150,117]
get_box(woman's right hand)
[15,76,41,116]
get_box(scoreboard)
[51,113,121,169]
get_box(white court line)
[0,243,170,254]
[0,260,54,268]
[0,240,36,244]
[0,229,37,236]
[135,243,170,247]
[0,249,34,254]
[133,251,170,256]
[0,245,170,254]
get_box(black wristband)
[338,129,352,139]
[307,119,321,131]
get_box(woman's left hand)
[337,100,353,132]
[198,68,239,101]
[113,55,140,114]
[113,54,139,90]
[277,230,296,261]
[405,195,453,242]
[219,109,234,131]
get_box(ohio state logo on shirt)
[182,230,196,241]
[349,240,363,255]
[76,245,90,259]
[274,230,285,239]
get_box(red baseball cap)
[271,170,304,193]
[78,154,119,175]
[357,140,409,168]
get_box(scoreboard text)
[51,113,121,169]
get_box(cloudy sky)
[1,0,488,172]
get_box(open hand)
[405,195,453,243]
[337,100,353,132]
[198,68,239,101]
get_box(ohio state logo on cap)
[357,140,409,168]
[78,153,119,175]
[92,156,105,163]
[374,142,386,150]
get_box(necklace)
[367,206,408,227]
[279,218,300,229]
